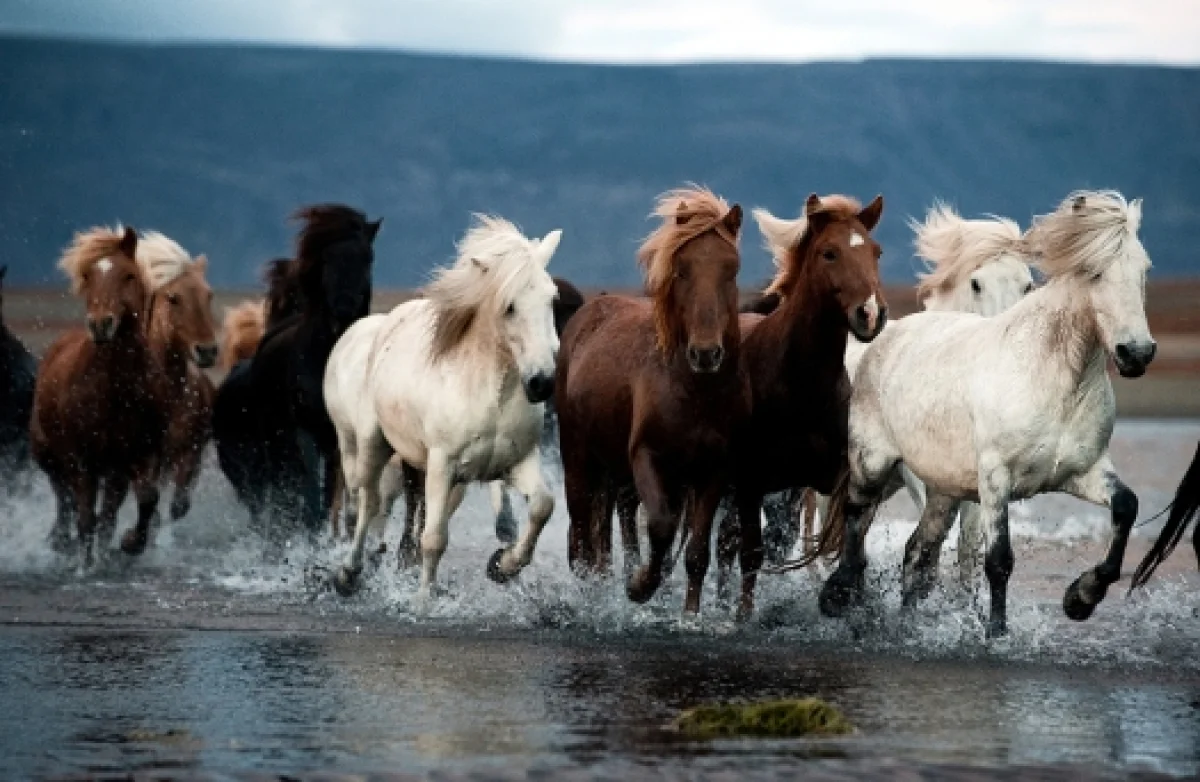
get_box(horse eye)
[971,278,982,294]
[822,249,837,262]
[1023,283,1033,294]
[505,303,515,317]
[168,294,181,305]
[125,273,135,283]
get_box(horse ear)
[723,204,743,236]
[676,201,691,225]
[804,193,823,216]
[366,218,383,243]
[1072,195,1087,213]
[193,254,208,272]
[538,229,562,267]
[120,226,138,258]
[1128,198,1143,234]
[858,195,884,231]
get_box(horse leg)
[96,474,130,552]
[591,478,618,576]
[564,452,601,577]
[169,448,202,522]
[974,456,1014,637]
[900,491,960,607]
[819,452,898,618]
[956,501,985,593]
[490,481,519,545]
[1060,457,1137,623]
[626,450,680,604]
[47,472,78,554]
[488,449,554,583]
[121,469,160,556]
[615,484,641,576]
[416,452,455,608]
[801,489,820,564]
[333,434,392,595]
[714,493,739,607]
[762,490,798,564]
[397,462,424,570]
[735,490,766,622]
[327,459,345,540]
[682,482,726,615]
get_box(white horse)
[818,191,1155,637]
[327,216,562,606]
[789,204,1034,580]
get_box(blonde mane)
[637,186,738,350]
[753,194,862,296]
[136,231,196,291]
[219,299,267,372]
[58,225,142,294]
[912,203,1025,300]
[427,214,550,358]
[1026,190,1147,279]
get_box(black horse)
[1130,441,1200,590]
[0,265,36,494]
[214,205,380,537]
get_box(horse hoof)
[486,548,520,584]
[626,567,662,604]
[48,532,76,556]
[1063,577,1101,621]
[120,531,148,556]
[818,572,862,618]
[986,618,1009,639]
[170,497,191,521]
[332,566,361,597]
[396,543,420,571]
[735,600,755,624]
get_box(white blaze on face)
[862,293,879,330]
[96,259,113,274]
[848,231,865,248]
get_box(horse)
[214,206,379,537]
[815,191,1155,637]
[32,226,168,564]
[1130,441,1200,589]
[219,300,266,373]
[0,265,37,495]
[707,193,887,620]
[556,187,748,615]
[329,215,561,607]
[212,257,302,519]
[778,204,1035,581]
[136,232,220,521]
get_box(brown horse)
[556,186,749,614]
[33,226,167,564]
[219,300,265,373]
[137,232,220,521]
[715,193,887,619]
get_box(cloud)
[1,0,1197,65]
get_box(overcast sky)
[2,0,1198,65]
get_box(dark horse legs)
[626,450,682,604]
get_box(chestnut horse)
[33,227,167,563]
[557,187,749,615]
[715,193,887,619]
[137,232,220,521]
[0,265,37,494]
[218,258,298,373]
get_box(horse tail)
[768,466,853,573]
[219,300,266,372]
[1130,441,1200,591]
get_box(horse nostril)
[1145,342,1158,363]
[1115,344,1132,364]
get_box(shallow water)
[1,420,1199,780]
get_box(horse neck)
[147,307,191,387]
[752,273,849,385]
[97,316,154,378]
[1023,279,1106,390]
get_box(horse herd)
[0,188,1197,636]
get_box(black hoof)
[626,566,662,604]
[818,569,863,618]
[332,566,361,597]
[1063,576,1103,621]
[986,618,1009,639]
[48,531,76,556]
[170,496,191,521]
[487,548,519,584]
[120,530,148,556]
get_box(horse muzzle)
[686,343,725,374]
[1114,340,1156,378]
[193,343,220,369]
[849,296,887,342]
[87,315,117,343]
[523,371,555,404]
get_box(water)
[1,420,1199,779]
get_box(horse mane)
[136,231,195,291]
[1026,190,1146,280]
[58,225,145,294]
[912,203,1025,300]
[219,300,266,372]
[262,257,302,326]
[753,195,862,297]
[637,186,738,350]
[292,204,372,310]
[427,214,548,359]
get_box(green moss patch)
[674,697,853,739]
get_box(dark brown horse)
[0,265,37,494]
[136,233,220,521]
[33,226,167,564]
[715,193,887,619]
[556,187,749,614]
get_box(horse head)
[293,205,381,330]
[155,254,219,368]
[756,194,887,342]
[639,187,743,374]
[59,226,147,344]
